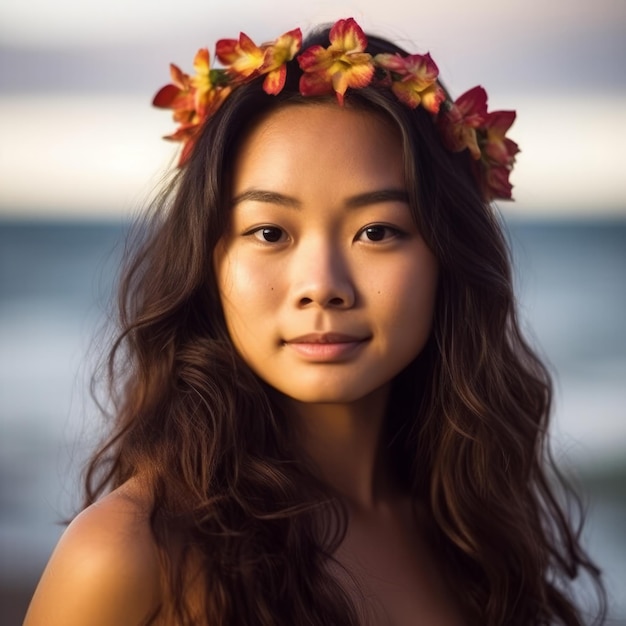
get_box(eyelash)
[247,226,287,243]
[357,224,404,242]
[244,224,405,244]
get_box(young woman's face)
[214,103,438,404]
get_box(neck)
[280,385,400,511]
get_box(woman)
[24,19,605,625]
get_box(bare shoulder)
[24,478,162,626]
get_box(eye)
[357,224,403,242]
[249,226,287,243]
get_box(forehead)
[230,103,405,199]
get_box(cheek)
[215,250,279,331]
[407,262,438,317]
[374,256,439,362]
[367,252,438,320]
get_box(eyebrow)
[344,189,410,209]
[232,189,301,208]
[231,188,410,209]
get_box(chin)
[275,378,391,407]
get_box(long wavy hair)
[85,26,606,625]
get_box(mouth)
[286,332,367,344]
[283,333,370,361]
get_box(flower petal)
[485,165,514,200]
[482,110,520,166]
[216,33,264,78]
[169,63,190,90]
[262,28,302,70]
[297,45,332,72]
[376,52,440,110]
[331,57,374,104]
[390,81,422,108]
[454,86,488,127]
[193,48,210,75]
[420,82,446,114]
[215,38,239,64]
[263,65,286,95]
[297,44,337,97]
[299,70,334,97]
[483,109,516,134]
[374,53,406,74]
[153,84,183,108]
[164,123,198,142]
[298,19,373,106]
[438,105,482,158]
[329,17,367,52]
[404,53,439,84]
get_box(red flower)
[439,86,488,159]
[484,165,514,201]
[482,110,519,167]
[479,110,519,201]
[375,52,444,112]
[298,18,374,105]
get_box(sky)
[0,0,625,219]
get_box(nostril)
[328,297,344,306]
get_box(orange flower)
[297,18,374,105]
[153,61,200,153]
[216,33,265,80]
[190,48,211,103]
[259,28,302,94]
[375,52,445,112]
[216,29,302,95]
[152,49,232,165]
[152,17,519,196]
[153,62,195,120]
[438,86,488,159]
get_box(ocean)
[1,217,625,624]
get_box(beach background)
[1,0,625,624]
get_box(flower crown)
[153,18,519,201]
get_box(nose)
[291,237,356,309]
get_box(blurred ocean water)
[0,218,625,623]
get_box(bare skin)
[282,388,464,626]
[25,105,464,625]
[24,455,463,626]
[26,390,462,626]
[24,389,461,625]
[336,500,464,626]
[23,479,162,626]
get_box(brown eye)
[358,224,403,243]
[363,226,386,241]
[248,226,287,243]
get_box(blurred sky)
[0,0,625,218]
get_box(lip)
[283,333,369,361]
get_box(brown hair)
[85,27,606,625]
